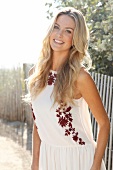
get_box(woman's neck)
[51,51,69,71]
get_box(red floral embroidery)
[48,72,57,85]
[58,117,68,127]
[56,104,85,145]
[30,104,38,129]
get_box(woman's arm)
[76,68,110,170]
[31,124,41,170]
[28,66,41,170]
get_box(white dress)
[31,70,106,170]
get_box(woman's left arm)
[77,69,110,170]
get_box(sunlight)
[0,0,49,68]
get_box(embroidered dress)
[31,70,106,170]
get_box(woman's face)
[50,15,75,54]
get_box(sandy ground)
[0,136,32,170]
[0,119,32,170]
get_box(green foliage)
[45,0,113,76]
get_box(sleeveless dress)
[31,70,106,170]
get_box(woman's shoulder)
[74,67,94,99]
[76,67,101,103]
[77,67,93,85]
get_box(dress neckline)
[50,69,57,74]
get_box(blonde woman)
[29,7,110,170]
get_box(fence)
[0,66,24,121]
[0,66,112,168]
[90,72,113,170]
[0,65,33,126]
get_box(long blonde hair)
[28,7,92,105]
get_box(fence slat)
[107,77,113,170]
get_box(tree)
[45,0,113,76]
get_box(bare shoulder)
[76,67,98,100]
[29,65,36,76]
[76,68,109,128]
[76,67,102,110]
[77,67,93,85]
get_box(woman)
[29,7,110,170]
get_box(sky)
[0,0,52,67]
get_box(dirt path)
[0,136,32,170]
[0,119,32,170]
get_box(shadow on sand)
[0,119,32,154]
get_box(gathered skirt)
[39,141,106,170]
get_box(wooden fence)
[0,65,112,168]
[0,66,33,126]
[0,66,24,121]
[90,72,113,170]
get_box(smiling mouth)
[54,39,64,44]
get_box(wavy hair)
[28,7,92,105]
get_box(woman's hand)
[31,164,39,170]
[90,164,101,170]
[31,124,41,170]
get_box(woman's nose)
[57,30,63,37]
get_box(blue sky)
[0,0,51,67]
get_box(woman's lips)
[54,39,64,44]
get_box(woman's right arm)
[31,123,41,170]
[29,66,41,169]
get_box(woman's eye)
[66,30,72,34]
[54,25,59,29]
